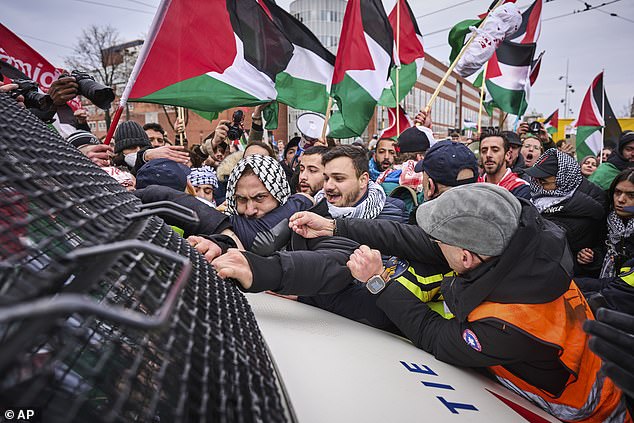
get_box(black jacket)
[575,257,634,316]
[540,178,607,258]
[336,203,577,396]
[134,185,231,237]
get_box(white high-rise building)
[287,0,347,140]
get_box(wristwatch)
[366,267,392,295]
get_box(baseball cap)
[503,131,522,147]
[136,158,191,191]
[414,140,478,186]
[397,126,432,153]
[416,184,522,256]
[524,149,558,179]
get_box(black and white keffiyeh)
[225,154,290,216]
[314,180,386,219]
[600,211,634,278]
[188,166,218,188]
[530,148,583,213]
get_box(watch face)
[367,276,386,294]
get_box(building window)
[88,121,97,131]
[97,120,106,131]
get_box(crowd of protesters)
[2,72,634,421]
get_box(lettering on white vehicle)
[400,361,479,414]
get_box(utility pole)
[563,59,570,118]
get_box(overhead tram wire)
[69,0,154,14]
[16,34,74,50]
[121,0,158,8]
[415,0,480,19]
[419,0,624,39]
[543,0,622,21]
[575,0,634,23]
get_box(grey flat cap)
[416,184,522,256]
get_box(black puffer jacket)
[134,185,231,237]
[336,203,578,396]
[540,178,607,257]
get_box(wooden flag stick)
[499,111,509,128]
[423,0,504,114]
[176,106,186,146]
[321,96,333,140]
[477,63,488,133]
[396,0,401,138]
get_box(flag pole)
[423,0,505,115]
[321,96,333,140]
[177,106,186,146]
[499,111,509,128]
[477,63,488,134]
[396,0,401,138]
[104,0,171,145]
[601,68,605,163]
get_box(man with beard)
[316,145,408,222]
[504,131,526,176]
[297,146,328,197]
[478,132,530,200]
[368,138,397,181]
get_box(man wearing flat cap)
[290,183,631,422]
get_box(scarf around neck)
[314,180,386,219]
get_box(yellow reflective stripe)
[170,225,185,237]
[619,266,634,287]
[396,268,449,302]
[428,301,454,319]
[396,276,437,302]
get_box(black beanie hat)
[284,137,301,157]
[67,130,100,148]
[114,121,151,154]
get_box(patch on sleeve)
[462,329,482,352]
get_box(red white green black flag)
[124,0,334,118]
[328,0,394,138]
[575,72,605,158]
[543,109,558,136]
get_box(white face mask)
[124,152,137,168]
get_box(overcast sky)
[4,0,633,118]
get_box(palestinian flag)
[509,0,542,44]
[126,0,332,118]
[529,50,544,86]
[328,0,393,138]
[447,0,516,62]
[575,72,605,158]
[379,105,412,139]
[604,90,622,149]
[379,0,425,108]
[484,40,535,117]
[260,0,335,114]
[543,109,558,136]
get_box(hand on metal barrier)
[188,235,222,262]
[212,249,252,290]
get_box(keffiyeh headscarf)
[530,148,583,213]
[315,180,386,219]
[225,154,290,216]
[600,211,634,278]
[188,166,218,188]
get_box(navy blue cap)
[414,141,478,186]
[397,127,431,153]
[136,158,191,191]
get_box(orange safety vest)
[468,282,632,423]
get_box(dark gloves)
[584,308,634,398]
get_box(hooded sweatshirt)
[589,131,634,190]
